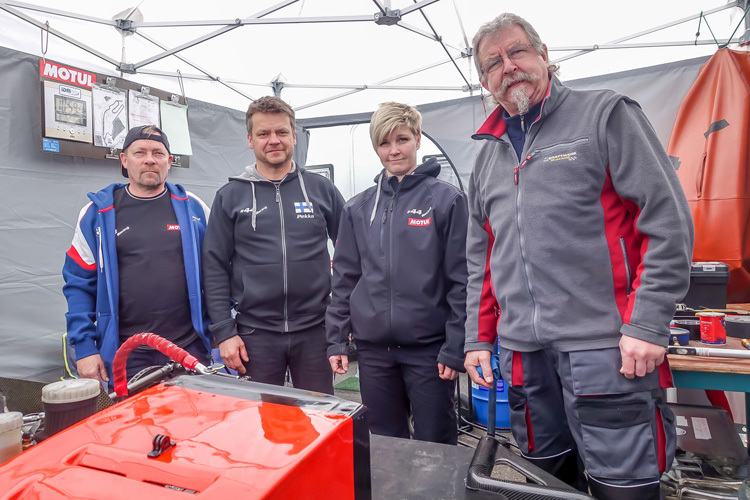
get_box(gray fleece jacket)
[464,76,694,353]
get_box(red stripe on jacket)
[623,230,649,324]
[66,246,96,271]
[478,219,499,344]
[599,167,646,323]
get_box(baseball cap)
[120,125,171,178]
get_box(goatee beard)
[499,71,539,115]
[510,86,531,115]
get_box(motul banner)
[39,60,96,88]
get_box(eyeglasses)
[481,43,535,76]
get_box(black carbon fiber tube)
[466,436,596,500]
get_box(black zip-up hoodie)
[203,163,344,343]
[326,158,468,371]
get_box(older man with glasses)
[463,13,694,500]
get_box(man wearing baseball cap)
[63,125,212,386]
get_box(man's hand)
[219,335,249,374]
[76,354,109,382]
[438,363,459,381]
[329,354,349,375]
[464,350,493,388]
[619,335,665,379]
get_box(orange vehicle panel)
[668,48,750,302]
[0,378,363,499]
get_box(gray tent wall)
[0,44,711,382]
[0,46,309,380]
[300,55,711,192]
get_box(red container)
[698,312,727,344]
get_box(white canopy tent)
[0,0,747,117]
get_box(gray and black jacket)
[465,76,694,354]
[326,158,468,371]
[203,163,344,343]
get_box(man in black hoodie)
[202,96,344,394]
[326,102,468,444]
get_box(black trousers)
[357,341,457,445]
[238,324,334,395]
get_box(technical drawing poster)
[92,85,128,148]
[43,80,93,143]
[128,89,160,129]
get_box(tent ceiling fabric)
[0,0,744,117]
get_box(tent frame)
[0,0,744,112]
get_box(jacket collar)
[472,75,567,141]
[88,181,185,209]
[231,161,300,183]
[374,156,441,195]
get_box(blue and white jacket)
[62,182,212,380]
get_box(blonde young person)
[326,102,468,444]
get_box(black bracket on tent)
[271,78,285,98]
[114,18,136,33]
[374,9,401,26]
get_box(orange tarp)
[668,48,750,302]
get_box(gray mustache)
[500,72,538,93]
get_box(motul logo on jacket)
[408,217,431,227]
[40,60,96,88]
[166,224,180,231]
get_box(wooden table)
[668,336,750,455]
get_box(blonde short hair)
[369,102,422,150]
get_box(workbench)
[668,336,750,455]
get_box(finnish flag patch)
[294,201,314,214]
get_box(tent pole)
[553,2,738,64]
[0,2,119,66]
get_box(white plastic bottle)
[0,412,23,464]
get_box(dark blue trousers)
[357,341,456,445]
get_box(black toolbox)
[680,261,730,309]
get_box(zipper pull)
[95,227,104,273]
[514,154,533,185]
[275,184,280,203]
[384,197,395,222]
[521,114,525,132]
